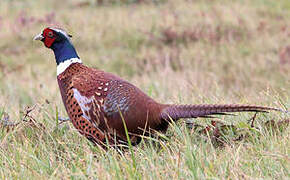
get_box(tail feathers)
[160,104,283,121]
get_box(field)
[0,0,289,179]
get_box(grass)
[0,0,289,179]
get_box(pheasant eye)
[48,31,53,38]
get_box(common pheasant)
[34,27,284,148]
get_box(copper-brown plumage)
[34,27,285,148]
[57,63,279,147]
[57,63,166,146]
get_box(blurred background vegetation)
[0,0,289,179]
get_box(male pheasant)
[34,27,283,147]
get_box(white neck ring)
[57,58,82,76]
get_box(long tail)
[160,104,286,121]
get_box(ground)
[0,0,289,179]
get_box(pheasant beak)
[33,33,44,41]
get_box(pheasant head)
[34,27,81,75]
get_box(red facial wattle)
[42,28,56,48]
